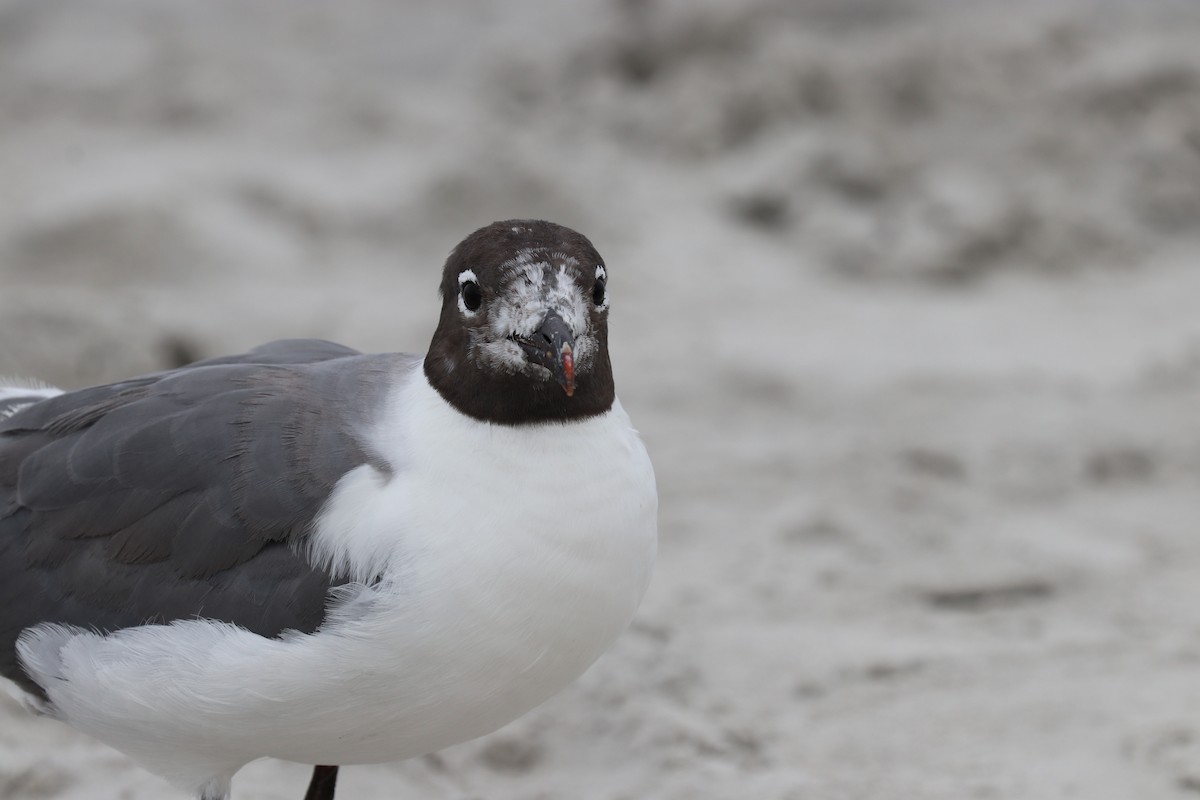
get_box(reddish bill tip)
[561,343,575,397]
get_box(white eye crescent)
[458,269,482,316]
[592,265,608,310]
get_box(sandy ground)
[3,0,1200,798]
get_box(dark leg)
[304,765,339,800]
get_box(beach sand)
[3,1,1200,797]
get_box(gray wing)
[0,339,414,699]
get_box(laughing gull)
[0,220,658,800]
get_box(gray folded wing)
[0,339,413,699]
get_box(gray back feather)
[0,339,415,699]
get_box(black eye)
[592,274,607,307]
[461,280,482,312]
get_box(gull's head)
[424,219,615,425]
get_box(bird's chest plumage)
[298,370,658,762]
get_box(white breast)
[293,363,659,762]
[21,364,657,789]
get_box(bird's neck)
[422,348,614,426]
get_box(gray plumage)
[0,340,412,699]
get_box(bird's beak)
[514,311,576,396]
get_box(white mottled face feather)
[462,246,603,378]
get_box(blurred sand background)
[3,0,1200,798]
